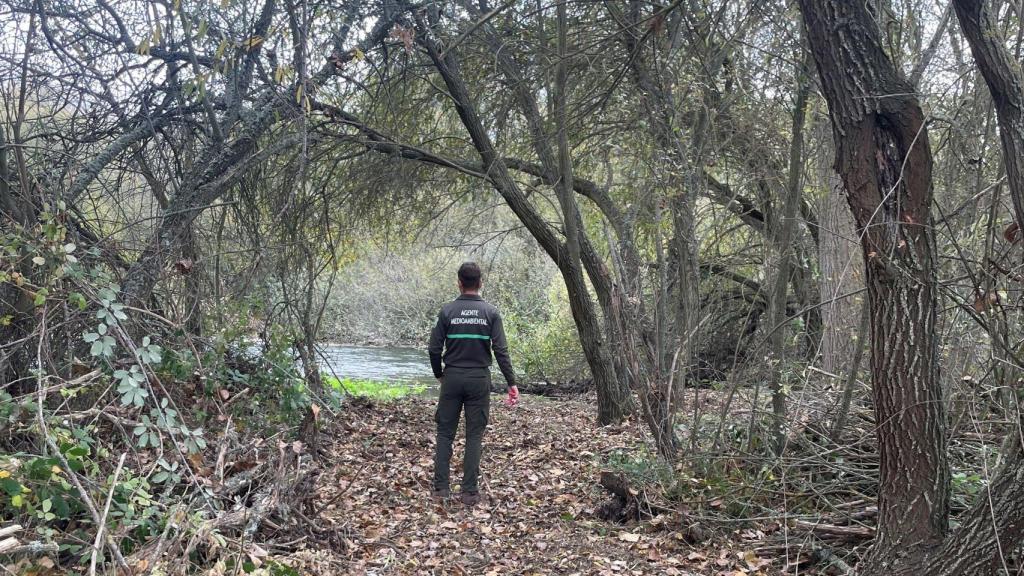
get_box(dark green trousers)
[433,367,491,493]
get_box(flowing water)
[319,344,436,385]
[318,344,513,392]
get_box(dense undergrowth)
[0,330,427,574]
[0,212,429,572]
[0,210,1014,574]
[0,318,1011,574]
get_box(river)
[318,344,514,389]
[319,344,436,385]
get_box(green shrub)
[506,279,587,382]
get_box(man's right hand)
[505,385,519,406]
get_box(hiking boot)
[460,491,482,507]
[431,488,450,501]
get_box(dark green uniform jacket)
[428,294,516,387]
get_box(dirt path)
[274,395,774,576]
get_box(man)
[428,262,519,506]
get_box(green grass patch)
[324,375,425,401]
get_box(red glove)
[504,385,520,407]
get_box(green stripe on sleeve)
[447,333,490,340]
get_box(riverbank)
[257,394,779,575]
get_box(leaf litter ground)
[278,394,781,576]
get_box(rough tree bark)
[891,2,1024,573]
[797,1,949,572]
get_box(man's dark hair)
[458,262,482,290]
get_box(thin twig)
[35,312,130,573]
[89,452,126,576]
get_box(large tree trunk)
[893,2,1024,573]
[798,1,949,572]
[550,1,634,427]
